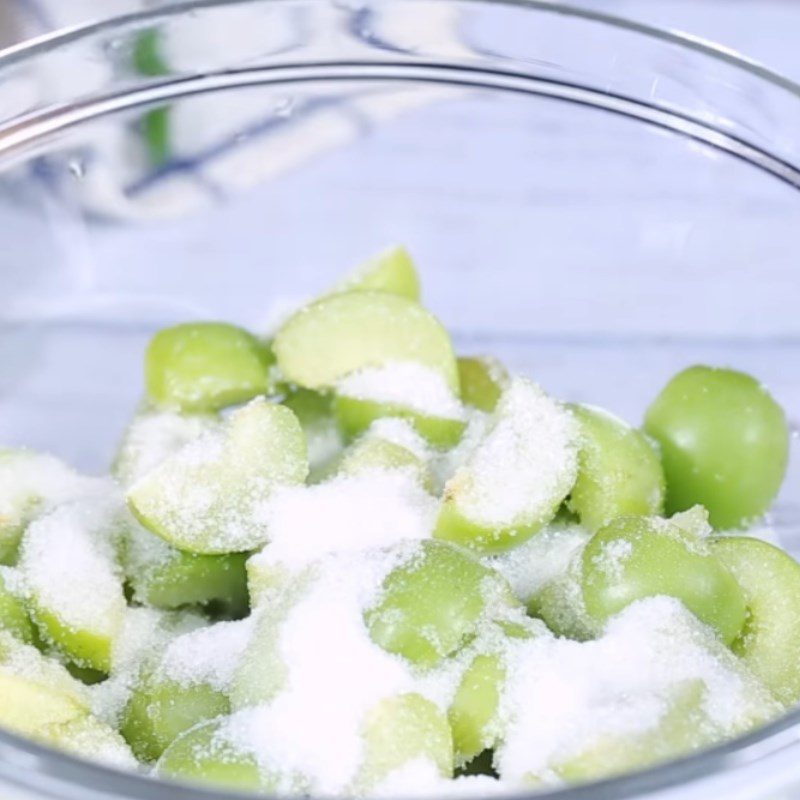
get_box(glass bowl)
[0,1,798,798]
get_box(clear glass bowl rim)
[1,1,799,798]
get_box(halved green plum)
[582,515,747,645]
[120,670,230,762]
[644,366,789,529]
[156,717,267,792]
[534,551,602,641]
[113,408,219,487]
[272,291,459,392]
[711,536,800,704]
[555,681,710,783]
[0,567,37,644]
[0,631,91,705]
[364,540,514,668]
[0,450,95,565]
[449,653,505,765]
[448,620,540,766]
[435,379,579,554]
[568,405,665,532]
[19,499,127,672]
[333,363,466,449]
[457,356,508,412]
[353,693,453,793]
[123,524,249,615]
[0,670,87,739]
[330,436,434,492]
[334,245,421,301]
[231,578,310,709]
[50,714,137,768]
[0,631,91,738]
[282,388,343,479]
[146,322,275,413]
[127,398,308,554]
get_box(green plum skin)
[273,292,460,393]
[457,357,507,413]
[337,246,421,301]
[435,502,559,556]
[711,536,800,705]
[365,541,506,667]
[356,693,453,791]
[555,681,708,783]
[157,718,265,791]
[582,515,747,645]
[644,366,789,530]
[332,395,465,450]
[131,551,249,617]
[449,653,504,765]
[0,571,37,645]
[31,605,118,674]
[120,674,230,762]
[145,322,274,413]
[568,404,665,533]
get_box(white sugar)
[446,379,579,527]
[0,451,108,529]
[18,492,126,636]
[489,523,591,604]
[228,548,449,795]
[497,597,781,784]
[365,418,432,460]
[160,618,254,692]
[589,538,634,585]
[253,471,437,572]
[91,607,207,725]
[338,362,465,420]
[374,762,510,797]
[113,408,218,486]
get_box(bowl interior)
[0,1,798,796]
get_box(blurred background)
[2,0,799,81]
[0,0,798,479]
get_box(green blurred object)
[133,29,171,166]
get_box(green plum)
[113,408,219,488]
[145,322,275,413]
[272,291,459,392]
[0,568,37,644]
[49,714,136,768]
[644,366,789,529]
[334,245,421,301]
[353,693,453,792]
[0,670,87,739]
[711,536,800,705]
[581,515,747,645]
[435,378,579,554]
[19,500,127,672]
[364,540,514,667]
[0,631,91,739]
[156,717,267,792]
[555,681,710,782]
[333,396,465,450]
[120,670,230,762]
[568,405,665,532]
[0,450,92,565]
[127,398,308,554]
[123,526,249,616]
[449,653,505,765]
[281,388,343,479]
[457,356,508,412]
[329,436,434,492]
